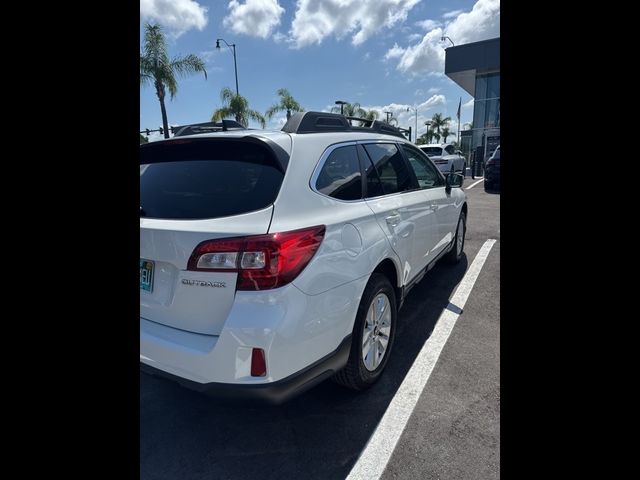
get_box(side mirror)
[445,173,464,192]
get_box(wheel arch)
[371,258,402,306]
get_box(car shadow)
[140,255,469,480]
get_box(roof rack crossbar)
[281,111,407,139]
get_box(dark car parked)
[484,146,500,192]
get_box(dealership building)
[445,37,500,162]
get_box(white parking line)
[465,178,484,190]
[346,238,497,480]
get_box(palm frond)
[211,107,233,122]
[171,54,207,80]
[248,109,266,128]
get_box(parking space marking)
[465,178,484,190]
[346,239,497,480]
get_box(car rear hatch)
[421,146,447,166]
[140,136,289,335]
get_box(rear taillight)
[187,225,326,291]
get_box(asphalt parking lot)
[140,176,500,480]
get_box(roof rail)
[281,111,407,139]
[173,119,246,137]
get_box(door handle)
[385,213,401,227]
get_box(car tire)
[333,273,397,391]
[445,211,466,264]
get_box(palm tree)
[441,127,453,142]
[212,87,266,128]
[140,23,207,139]
[360,108,379,122]
[265,88,304,121]
[430,113,451,139]
[330,102,366,117]
[140,134,148,144]
[384,113,399,126]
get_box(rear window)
[421,147,443,156]
[140,139,284,220]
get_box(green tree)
[265,88,304,121]
[140,23,207,139]
[330,102,366,117]
[441,127,453,142]
[212,87,266,128]
[140,134,148,144]
[360,108,379,122]
[430,112,451,139]
[417,128,435,145]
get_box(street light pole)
[335,100,347,115]
[216,38,239,96]
[407,106,418,143]
[425,120,432,143]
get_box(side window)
[315,145,362,200]
[358,145,384,198]
[401,145,445,189]
[444,145,455,155]
[362,143,415,196]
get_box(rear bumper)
[140,334,352,405]
[484,165,500,184]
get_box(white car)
[419,143,466,177]
[140,112,468,404]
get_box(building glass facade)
[472,72,500,155]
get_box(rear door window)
[140,139,285,219]
[362,143,416,197]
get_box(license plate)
[140,259,154,292]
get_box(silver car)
[419,143,466,177]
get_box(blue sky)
[140,0,500,141]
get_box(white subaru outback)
[140,112,468,404]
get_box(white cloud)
[415,19,441,30]
[273,31,287,43]
[444,0,500,46]
[385,0,500,75]
[428,87,441,93]
[288,0,421,48]
[384,43,406,60]
[386,28,446,73]
[463,98,474,108]
[223,0,285,38]
[357,95,447,137]
[140,0,208,36]
[443,9,464,19]
[407,33,422,42]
